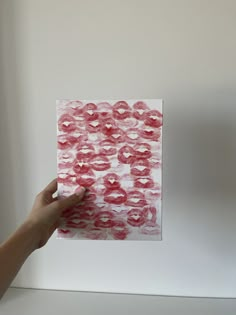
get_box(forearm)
[0,220,39,299]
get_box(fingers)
[53,187,86,212]
[42,178,57,195]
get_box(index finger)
[42,178,57,195]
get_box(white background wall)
[0,0,236,297]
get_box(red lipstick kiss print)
[113,101,131,120]
[58,114,77,133]
[144,110,163,128]
[89,154,111,171]
[83,103,99,121]
[104,188,127,204]
[125,190,147,207]
[132,101,149,120]
[134,177,155,189]
[94,211,115,228]
[99,139,117,156]
[111,220,129,240]
[76,170,96,187]
[131,159,151,176]
[127,208,148,227]
[118,145,136,164]
[104,173,121,189]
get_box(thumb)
[54,187,86,212]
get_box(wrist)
[20,219,42,252]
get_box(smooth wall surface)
[0,0,236,297]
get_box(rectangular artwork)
[57,99,163,240]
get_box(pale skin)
[0,179,85,300]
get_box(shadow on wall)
[0,1,28,240]
[164,97,236,200]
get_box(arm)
[0,179,85,299]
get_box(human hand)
[26,179,85,249]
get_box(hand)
[26,179,85,249]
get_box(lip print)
[141,223,160,235]
[145,184,161,200]
[79,187,97,202]
[94,211,115,228]
[58,152,75,169]
[144,206,157,223]
[139,125,161,141]
[101,118,117,136]
[58,229,77,238]
[76,170,96,187]
[86,119,101,133]
[118,145,136,164]
[58,134,78,150]
[89,154,111,171]
[72,204,97,220]
[58,114,77,133]
[99,139,117,156]
[104,173,121,189]
[133,143,152,159]
[125,128,140,144]
[73,160,90,174]
[104,188,127,204]
[118,117,138,128]
[108,128,125,143]
[132,101,149,120]
[84,227,108,240]
[134,177,154,189]
[66,218,88,229]
[144,110,163,128]
[83,103,99,121]
[111,220,129,240]
[97,102,113,120]
[131,159,151,176]
[125,190,147,207]
[58,171,77,186]
[76,143,95,160]
[127,208,148,227]
[149,154,162,169]
[113,101,131,120]
[68,100,84,116]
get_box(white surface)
[0,0,236,297]
[1,288,236,315]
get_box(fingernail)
[75,187,86,195]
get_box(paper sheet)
[57,100,162,240]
